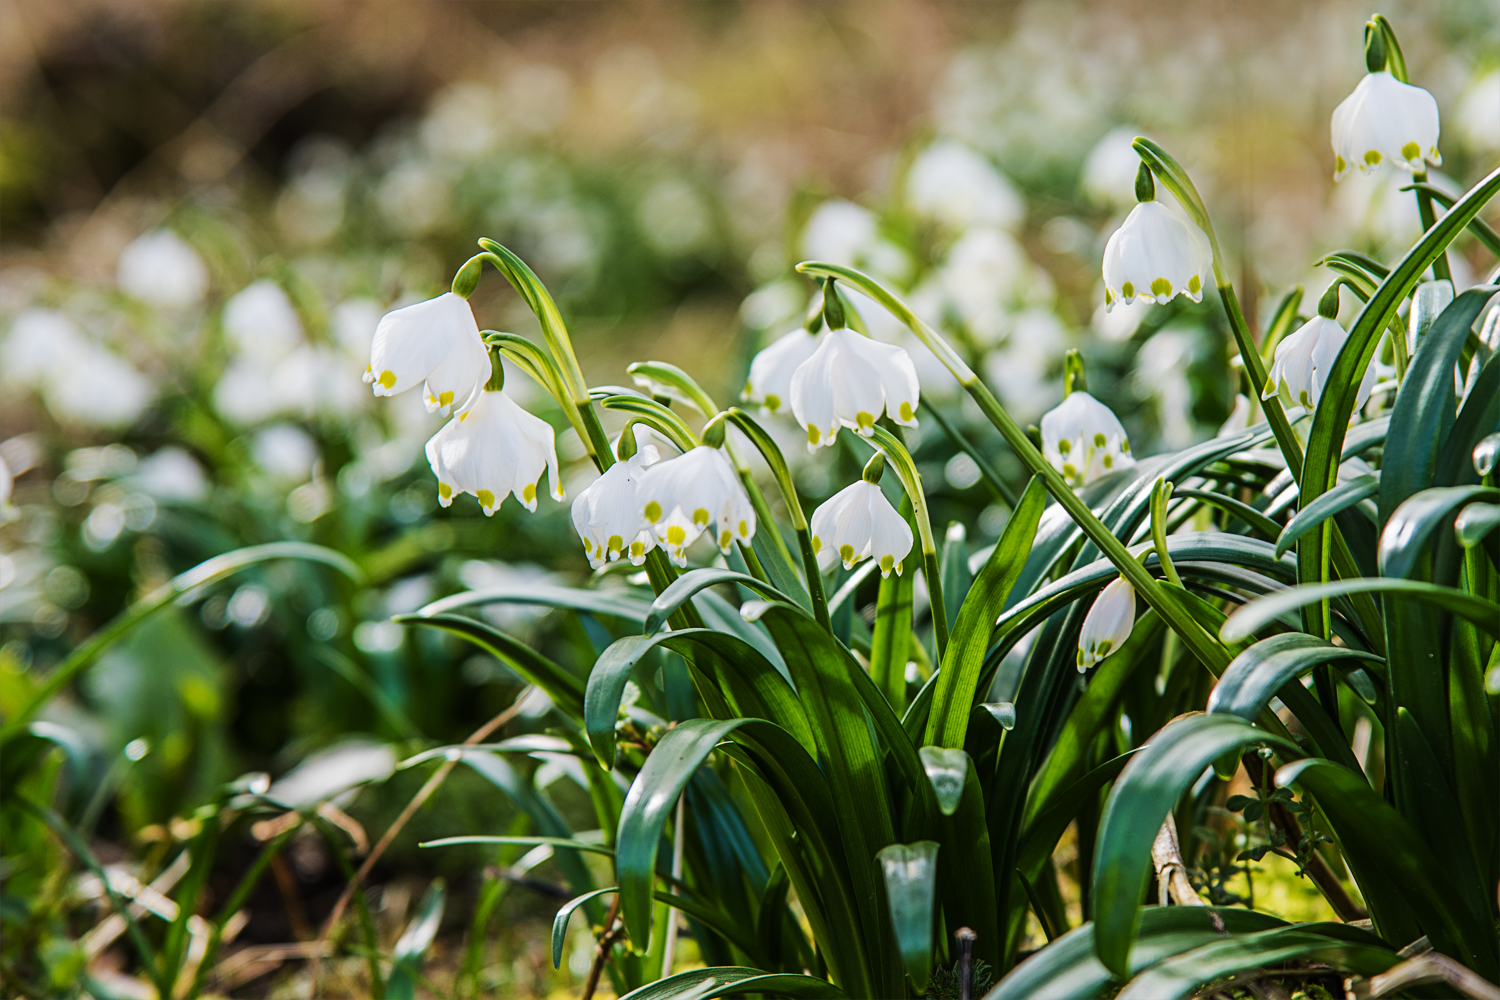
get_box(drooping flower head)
[790,325,920,452]
[1078,576,1136,671]
[809,479,913,577]
[1040,391,1135,489]
[1101,199,1211,312]
[572,453,656,569]
[743,327,820,414]
[425,375,562,516]
[366,292,491,415]
[1331,71,1441,180]
[635,446,755,566]
[1264,315,1377,413]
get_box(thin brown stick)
[309,688,533,989]
[581,894,625,1000]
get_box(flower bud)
[1078,576,1136,671]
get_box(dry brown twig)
[581,893,626,1000]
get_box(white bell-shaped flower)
[117,231,209,309]
[1331,71,1441,180]
[1264,316,1377,412]
[425,387,562,515]
[1040,391,1135,488]
[366,292,490,414]
[572,455,656,569]
[1101,201,1211,311]
[790,327,920,452]
[636,446,755,566]
[1078,576,1136,671]
[809,480,913,577]
[743,327,820,414]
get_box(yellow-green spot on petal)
[378,370,397,389]
[1098,640,1112,658]
[1105,287,1114,306]
[1094,433,1106,448]
[719,530,731,548]
[459,411,469,422]
[856,411,875,431]
[1062,463,1078,479]
[523,483,537,503]
[439,391,454,407]
[693,508,710,526]
[476,490,496,509]
[839,543,855,564]
[738,519,748,537]
[438,482,453,499]
[1121,281,1135,299]
[607,534,623,554]
[764,394,781,412]
[1363,149,1382,166]
[807,425,821,445]
[1150,277,1172,299]
[899,401,914,422]
[645,501,662,522]
[1401,141,1420,162]
[879,554,894,574]
[811,535,822,553]
[629,541,644,558]
[1103,454,1113,469]
[1057,439,1070,454]
[1121,440,1130,453]
[1334,154,1346,174]
[1189,275,1202,295]
[666,525,686,545]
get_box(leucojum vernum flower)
[809,458,913,577]
[1101,162,1212,312]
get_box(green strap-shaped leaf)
[1208,633,1384,721]
[617,967,847,1000]
[919,746,969,816]
[1116,925,1398,1000]
[386,879,446,1000]
[985,907,1288,1000]
[584,629,813,768]
[551,887,618,968]
[939,521,973,636]
[652,889,767,966]
[877,841,940,992]
[416,584,652,622]
[1221,578,1500,643]
[1299,164,1500,634]
[1016,752,1136,882]
[422,835,614,857]
[1274,475,1378,558]
[1276,757,1493,975]
[926,476,1047,748]
[1092,714,1299,978]
[3,541,361,739]
[1456,501,1500,548]
[1172,487,1281,540]
[643,569,795,635]
[394,613,585,719]
[1379,485,1500,579]
[930,750,1000,973]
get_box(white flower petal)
[809,481,912,578]
[790,328,922,451]
[1078,576,1135,670]
[1331,72,1441,180]
[1040,392,1134,488]
[423,389,559,514]
[368,293,486,399]
[744,328,820,413]
[1101,201,1210,312]
[637,447,754,566]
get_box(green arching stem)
[1150,479,1184,589]
[1411,169,1452,283]
[797,260,1228,673]
[708,408,832,632]
[868,426,949,661]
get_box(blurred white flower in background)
[1456,69,1499,154]
[1217,394,1253,438]
[130,448,209,502]
[1132,328,1198,449]
[2,309,89,388]
[252,424,318,483]
[906,140,1024,232]
[116,230,209,309]
[1330,167,1425,247]
[1082,127,1147,209]
[638,177,712,258]
[938,228,1034,342]
[983,309,1066,421]
[801,200,879,267]
[1091,296,1152,344]
[332,298,383,360]
[223,280,304,364]
[1330,71,1441,180]
[44,346,154,429]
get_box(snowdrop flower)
[366,292,490,415]
[425,384,562,515]
[1101,199,1210,311]
[906,140,1023,232]
[1078,576,1135,671]
[743,327,820,414]
[572,456,656,569]
[801,200,879,267]
[1264,316,1376,412]
[116,231,208,308]
[810,480,912,577]
[1331,72,1441,180]
[223,281,303,364]
[790,327,920,452]
[636,446,755,566]
[2,309,89,388]
[1040,391,1135,488]
[44,347,154,429]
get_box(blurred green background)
[2,1,1496,996]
